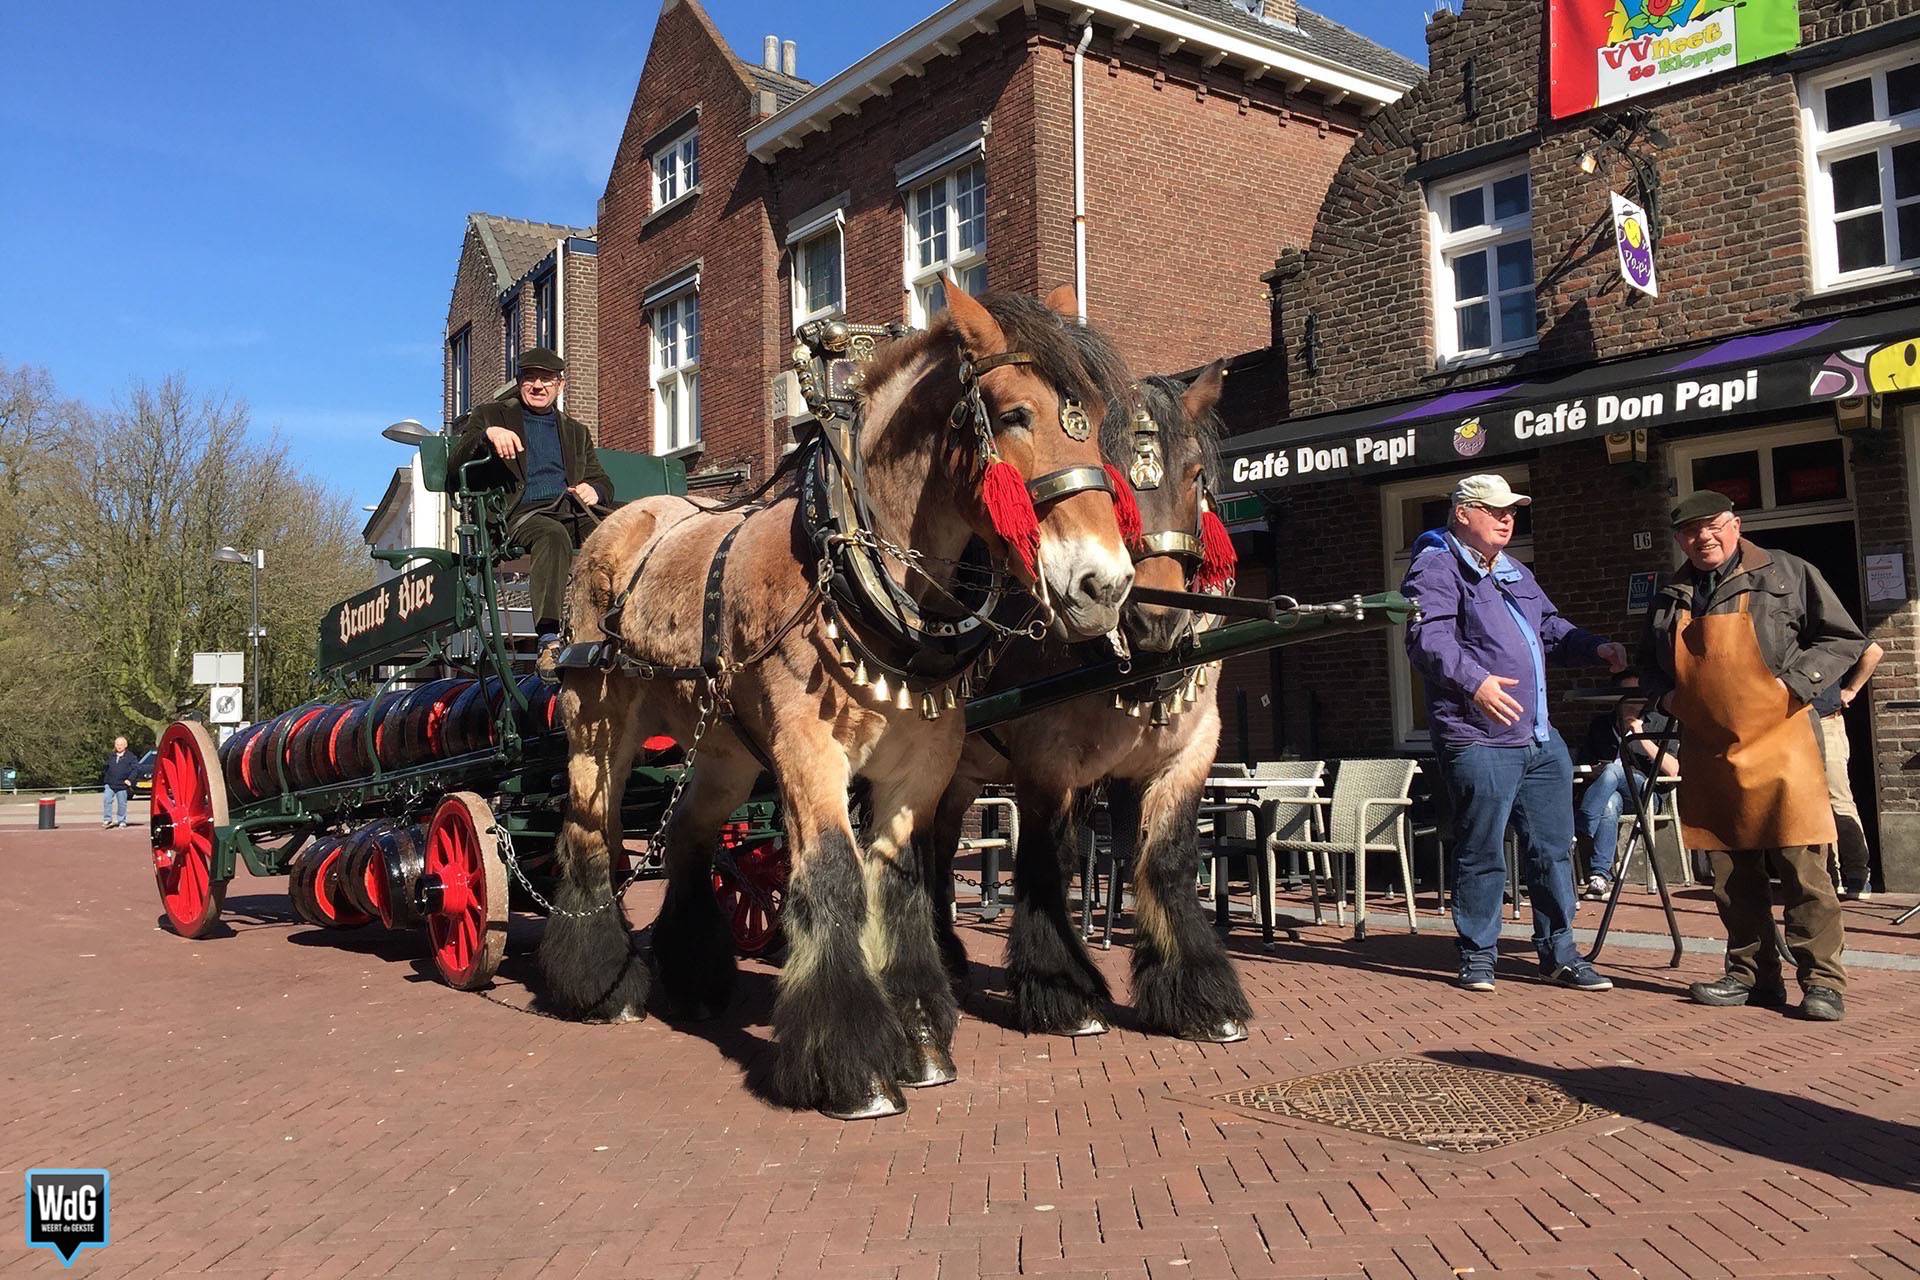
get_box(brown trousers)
[508,503,598,632]
[1708,845,1847,993]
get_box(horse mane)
[860,293,1113,423]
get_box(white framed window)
[1382,464,1533,748]
[791,226,844,329]
[1427,162,1536,366]
[449,326,471,417]
[502,294,522,380]
[1666,421,1854,543]
[1800,49,1920,292]
[651,127,700,212]
[905,160,987,326]
[650,291,699,454]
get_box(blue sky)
[1,1,1429,511]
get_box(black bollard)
[37,796,56,830]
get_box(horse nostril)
[1079,566,1132,607]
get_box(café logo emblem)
[1452,417,1487,458]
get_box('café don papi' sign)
[318,564,458,671]
[1549,0,1800,119]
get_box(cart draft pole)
[964,591,1415,733]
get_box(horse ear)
[1043,285,1079,319]
[942,274,1007,357]
[1182,360,1227,420]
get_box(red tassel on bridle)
[980,459,1041,577]
[1104,463,1142,547]
[1193,509,1237,593]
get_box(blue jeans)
[102,786,127,825]
[1575,761,1661,879]
[1440,730,1581,971]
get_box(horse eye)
[998,406,1033,431]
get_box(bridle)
[1121,400,1227,593]
[794,318,1116,715]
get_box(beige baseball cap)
[1451,474,1531,508]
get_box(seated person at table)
[1575,672,1677,897]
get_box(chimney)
[763,35,779,70]
[1262,0,1298,27]
[782,39,797,78]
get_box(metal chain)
[491,677,722,921]
[838,527,1046,642]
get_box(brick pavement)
[3,825,1918,1279]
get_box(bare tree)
[0,368,367,783]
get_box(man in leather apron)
[1638,491,1865,1022]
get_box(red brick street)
[5,816,1919,1280]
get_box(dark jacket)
[102,750,139,792]
[446,397,611,511]
[1580,706,1673,778]
[1637,539,1865,706]
[1403,534,1609,748]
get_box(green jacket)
[1637,538,1865,706]
[447,397,612,509]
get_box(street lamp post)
[213,546,265,723]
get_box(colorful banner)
[1548,0,1802,120]
[1611,191,1659,296]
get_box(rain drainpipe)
[1072,23,1093,323]
[554,237,566,413]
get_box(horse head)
[1114,361,1227,654]
[939,282,1134,640]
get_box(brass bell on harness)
[1113,693,1126,711]
[943,684,958,711]
[854,660,869,688]
[896,684,913,711]
[872,674,890,703]
[921,691,940,720]
[826,618,840,641]
[1151,701,1171,727]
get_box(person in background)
[1816,640,1882,899]
[1575,672,1679,898]
[102,736,137,829]
[1638,491,1865,1022]
[1403,474,1628,994]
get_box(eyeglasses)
[1678,515,1736,540]
[518,372,562,386]
[1465,503,1518,522]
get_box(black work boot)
[1799,986,1845,1022]
[1688,975,1789,1008]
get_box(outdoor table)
[1202,778,1317,931]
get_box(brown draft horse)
[925,360,1254,1041]
[543,285,1133,1118]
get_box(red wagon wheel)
[423,792,509,989]
[712,839,788,957]
[151,721,229,938]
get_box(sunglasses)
[1464,503,1519,522]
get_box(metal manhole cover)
[1207,1057,1613,1153]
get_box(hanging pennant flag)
[1612,191,1659,297]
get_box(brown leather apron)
[1671,592,1836,851]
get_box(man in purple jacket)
[1403,474,1627,992]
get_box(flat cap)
[1669,490,1735,527]
[517,346,566,375]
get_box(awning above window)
[1219,300,1920,495]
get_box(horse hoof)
[823,1083,907,1121]
[601,1006,644,1025]
[1184,1020,1248,1044]
[899,1045,958,1089]
[1063,1017,1109,1038]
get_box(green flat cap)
[1670,490,1734,527]
[518,346,566,375]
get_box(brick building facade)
[1218,0,1920,888]
[594,0,1419,486]
[441,213,601,436]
